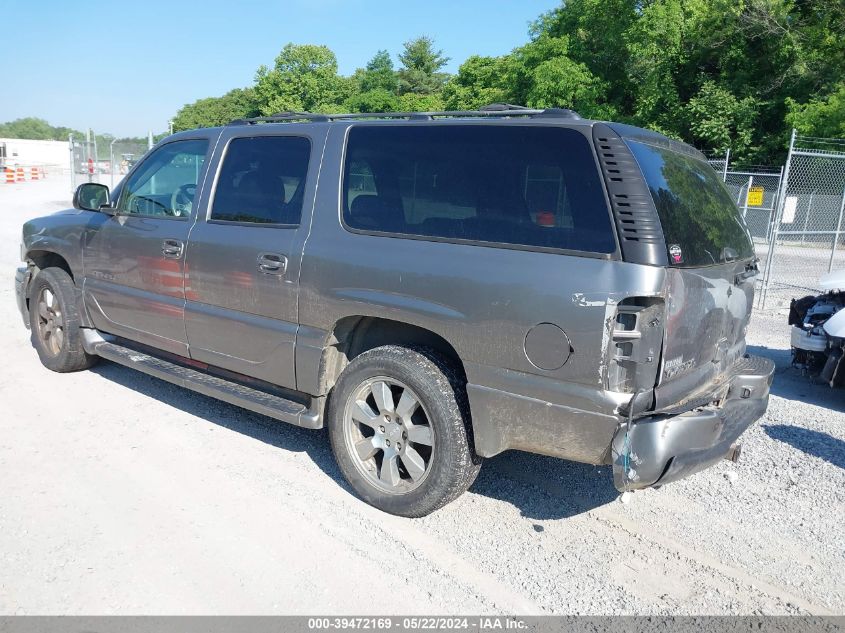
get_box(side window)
[210,135,311,225]
[118,139,208,218]
[342,125,616,253]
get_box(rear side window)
[627,141,754,267]
[342,125,615,253]
[211,135,310,225]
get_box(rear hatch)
[625,139,758,411]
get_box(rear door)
[183,127,325,389]
[625,140,757,407]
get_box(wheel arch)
[26,250,74,281]
[318,316,468,396]
[23,250,90,328]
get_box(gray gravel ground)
[0,177,843,615]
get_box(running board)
[93,341,321,429]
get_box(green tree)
[397,36,450,95]
[344,89,401,113]
[359,50,398,93]
[442,55,509,110]
[683,81,759,159]
[525,55,615,118]
[786,83,845,138]
[674,0,844,161]
[0,117,80,140]
[622,0,689,134]
[398,92,445,112]
[164,1,845,165]
[531,0,637,112]
[172,88,260,131]
[254,44,348,114]
[504,34,616,119]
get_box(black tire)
[28,267,98,373]
[328,345,482,517]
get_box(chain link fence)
[69,134,151,191]
[69,135,108,189]
[106,140,149,189]
[705,154,784,295]
[759,132,845,309]
[706,149,730,180]
[723,168,784,285]
[724,168,783,242]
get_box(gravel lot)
[1,177,843,615]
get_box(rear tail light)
[607,297,664,400]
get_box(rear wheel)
[29,267,97,373]
[328,345,481,517]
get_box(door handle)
[257,252,287,275]
[162,239,184,258]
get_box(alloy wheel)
[35,287,64,356]
[342,376,435,494]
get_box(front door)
[83,137,212,356]
[184,130,323,389]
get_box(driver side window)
[117,139,209,218]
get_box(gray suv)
[15,105,774,516]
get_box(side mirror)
[73,183,113,213]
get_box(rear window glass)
[342,125,616,254]
[627,140,754,267]
[211,135,310,225]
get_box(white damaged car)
[789,269,845,386]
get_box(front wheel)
[29,267,98,373]
[328,345,481,517]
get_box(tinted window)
[211,136,311,225]
[627,141,754,267]
[342,126,615,253]
[118,139,208,218]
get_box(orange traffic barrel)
[30,167,39,181]
[15,167,25,182]
[5,168,14,184]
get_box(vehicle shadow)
[746,344,845,410]
[472,452,619,520]
[763,425,845,470]
[90,360,618,521]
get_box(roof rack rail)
[479,103,532,111]
[228,104,582,126]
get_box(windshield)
[627,140,754,267]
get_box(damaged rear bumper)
[611,354,774,491]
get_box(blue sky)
[3,0,560,137]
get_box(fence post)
[93,132,98,184]
[828,184,845,273]
[742,176,753,219]
[767,165,784,244]
[722,148,730,182]
[109,139,117,189]
[68,133,75,193]
[85,129,92,184]
[760,128,797,309]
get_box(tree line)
[0,117,153,151]
[171,0,844,166]
[4,1,842,167]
